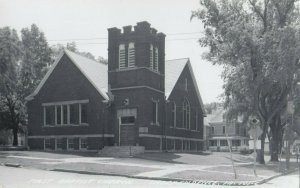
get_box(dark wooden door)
[120,124,135,146]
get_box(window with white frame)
[45,106,55,126]
[171,102,176,127]
[43,100,88,126]
[128,42,135,68]
[80,138,87,149]
[80,103,88,124]
[182,98,190,129]
[152,100,159,125]
[56,138,63,150]
[44,138,51,150]
[150,44,153,69]
[119,44,126,69]
[67,138,74,150]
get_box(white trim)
[28,134,114,139]
[109,67,164,76]
[139,134,204,142]
[42,99,89,106]
[111,86,164,94]
[186,61,206,116]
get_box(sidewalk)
[0,151,297,185]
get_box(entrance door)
[117,109,137,146]
[120,116,135,146]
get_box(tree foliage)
[51,42,107,64]
[0,24,52,145]
[192,0,300,163]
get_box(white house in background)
[205,106,249,152]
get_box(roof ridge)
[166,57,189,61]
[64,49,107,66]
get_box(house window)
[209,140,217,146]
[152,100,158,125]
[211,126,214,134]
[43,100,89,126]
[80,103,88,124]
[56,106,62,125]
[56,138,63,150]
[220,140,228,146]
[185,78,188,91]
[63,105,68,124]
[119,44,126,69]
[235,124,240,134]
[183,98,190,129]
[154,47,159,72]
[45,106,55,126]
[128,42,135,68]
[223,126,226,134]
[68,138,74,150]
[232,140,241,146]
[121,116,135,124]
[69,104,79,124]
[80,138,87,149]
[171,102,176,127]
[150,44,153,69]
[44,138,51,150]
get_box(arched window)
[150,44,154,69]
[183,98,190,129]
[128,42,135,68]
[119,44,126,69]
[171,102,176,127]
[154,47,159,71]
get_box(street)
[0,165,299,188]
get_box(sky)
[0,0,224,103]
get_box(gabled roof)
[26,51,205,116]
[165,58,206,116]
[26,49,108,101]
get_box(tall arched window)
[119,44,126,69]
[183,98,190,129]
[150,44,153,69]
[128,42,135,68]
[171,102,176,127]
[154,47,159,71]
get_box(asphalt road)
[0,165,299,188]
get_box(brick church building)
[26,21,206,152]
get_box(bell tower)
[107,21,166,146]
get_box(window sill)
[43,123,89,127]
[150,122,160,126]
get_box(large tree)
[0,24,53,145]
[0,27,24,145]
[192,0,300,163]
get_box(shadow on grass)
[135,151,212,164]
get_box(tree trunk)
[13,128,18,146]
[270,130,280,161]
[270,115,283,162]
[258,131,266,164]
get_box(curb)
[52,168,257,186]
[257,167,298,185]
